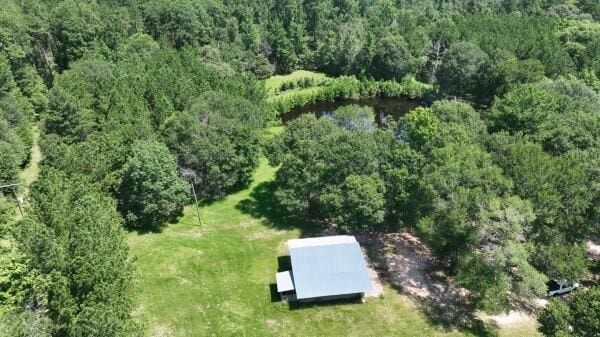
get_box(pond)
[280,97,421,126]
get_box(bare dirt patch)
[587,239,600,258]
[357,231,538,330]
[150,324,173,337]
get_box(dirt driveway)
[356,231,540,330]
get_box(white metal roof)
[287,235,372,299]
[276,271,295,292]
[287,235,356,249]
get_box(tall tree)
[117,140,189,231]
[437,41,491,101]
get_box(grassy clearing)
[265,70,328,97]
[128,154,540,337]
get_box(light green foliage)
[0,195,14,224]
[117,140,189,231]
[269,75,433,114]
[489,82,560,135]
[430,100,486,145]
[401,107,440,150]
[489,79,600,155]
[490,58,546,96]
[0,309,51,337]
[265,70,328,95]
[117,33,160,59]
[0,237,46,312]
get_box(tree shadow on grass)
[236,181,316,236]
[358,234,500,337]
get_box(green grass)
[12,126,42,219]
[128,157,540,337]
[265,70,328,97]
[19,127,42,187]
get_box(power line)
[190,182,202,227]
[0,183,23,217]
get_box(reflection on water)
[280,97,421,126]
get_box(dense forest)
[0,0,599,336]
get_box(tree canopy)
[1,0,600,334]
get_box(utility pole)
[190,182,202,227]
[0,183,23,217]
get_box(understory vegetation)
[0,1,598,336]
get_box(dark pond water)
[280,97,421,125]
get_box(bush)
[271,76,433,114]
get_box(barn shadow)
[287,296,363,311]
[269,256,293,304]
[269,283,281,303]
[236,181,316,236]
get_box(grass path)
[12,127,42,219]
[128,157,538,337]
[19,127,42,187]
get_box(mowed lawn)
[128,157,539,337]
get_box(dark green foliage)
[570,287,600,337]
[0,141,19,184]
[454,13,576,78]
[538,298,572,337]
[267,114,400,230]
[437,42,491,101]
[370,34,419,81]
[321,174,386,231]
[117,140,188,231]
[15,169,135,336]
[164,91,266,198]
[413,144,547,310]
[539,287,600,337]
[493,141,594,242]
[413,144,513,259]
